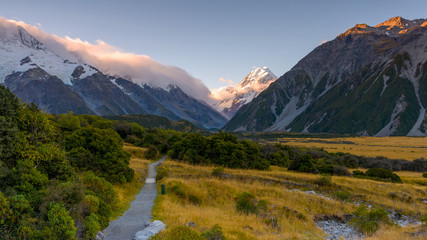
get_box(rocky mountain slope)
[224,17,427,136]
[212,67,277,118]
[0,25,227,129]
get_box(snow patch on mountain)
[266,96,310,132]
[375,95,407,136]
[211,67,277,118]
[0,24,96,85]
[0,17,212,103]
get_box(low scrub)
[349,205,391,235]
[354,168,402,183]
[151,225,204,240]
[156,165,169,181]
[314,175,332,186]
[201,224,227,240]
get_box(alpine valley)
[224,17,427,136]
[0,22,227,130]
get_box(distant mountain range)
[0,24,227,130]
[224,17,427,136]
[212,67,277,118]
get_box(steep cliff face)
[224,17,427,136]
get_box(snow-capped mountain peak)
[211,66,278,118]
[0,25,97,85]
[240,67,277,88]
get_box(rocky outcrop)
[133,221,166,240]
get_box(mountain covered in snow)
[212,67,277,118]
[0,22,227,129]
[224,17,427,136]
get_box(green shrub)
[156,165,169,181]
[212,167,225,178]
[84,213,101,239]
[236,192,257,214]
[333,190,351,201]
[43,202,77,240]
[333,166,352,176]
[349,205,390,235]
[201,224,226,240]
[288,154,316,173]
[422,172,427,178]
[365,168,402,183]
[151,225,204,240]
[352,170,365,176]
[146,144,159,160]
[314,175,332,186]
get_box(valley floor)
[271,137,427,161]
[151,160,427,239]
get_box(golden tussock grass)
[152,161,427,240]
[274,136,427,161]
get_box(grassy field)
[272,137,427,161]
[111,144,150,220]
[152,160,427,240]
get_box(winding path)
[103,156,166,240]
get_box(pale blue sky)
[2,0,427,89]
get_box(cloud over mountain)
[0,17,212,103]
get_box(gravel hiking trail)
[103,155,166,240]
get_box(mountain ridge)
[0,24,227,129]
[224,17,427,136]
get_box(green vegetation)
[103,114,206,133]
[0,86,133,239]
[349,205,391,235]
[353,168,402,183]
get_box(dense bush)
[170,132,270,170]
[146,144,159,160]
[365,168,402,183]
[65,127,133,183]
[423,172,427,178]
[288,154,316,173]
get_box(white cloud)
[219,77,233,85]
[0,17,213,103]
